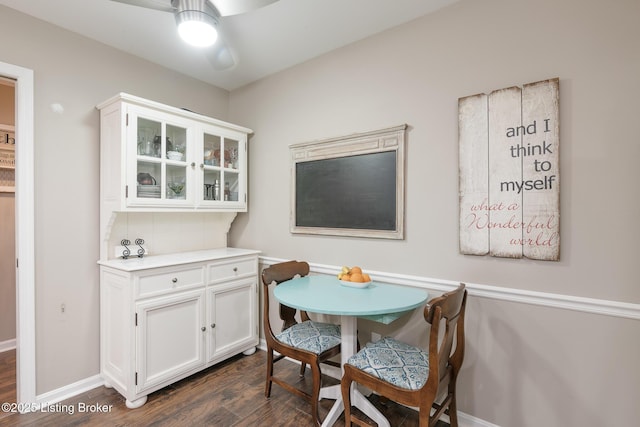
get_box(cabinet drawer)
[208,256,257,284]
[136,266,205,299]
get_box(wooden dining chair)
[341,283,467,427]
[262,261,342,426]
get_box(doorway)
[0,78,16,372]
[0,60,35,408]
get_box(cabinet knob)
[233,267,238,272]
[191,162,196,167]
[211,323,216,329]
[200,163,204,169]
[201,326,206,332]
[172,278,178,283]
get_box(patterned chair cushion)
[275,320,341,354]
[346,336,429,390]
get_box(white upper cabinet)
[97,93,252,212]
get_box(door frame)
[0,60,36,406]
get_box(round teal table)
[274,274,428,427]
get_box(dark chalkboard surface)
[295,151,397,230]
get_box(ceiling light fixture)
[174,0,219,47]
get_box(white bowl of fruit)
[338,266,372,288]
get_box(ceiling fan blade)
[209,0,279,17]
[109,0,176,13]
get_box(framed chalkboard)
[290,125,406,239]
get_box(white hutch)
[97,93,259,408]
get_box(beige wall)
[229,0,640,426]
[0,6,230,394]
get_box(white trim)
[458,412,501,427]
[260,256,640,321]
[0,338,16,352]
[0,61,36,409]
[35,375,104,409]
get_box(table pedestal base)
[320,384,390,427]
[319,316,390,427]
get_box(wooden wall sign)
[459,78,559,260]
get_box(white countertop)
[97,247,261,272]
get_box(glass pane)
[138,117,161,158]
[136,161,161,199]
[166,165,187,199]
[225,138,239,170]
[166,124,187,161]
[203,169,221,201]
[203,133,221,166]
[224,171,240,201]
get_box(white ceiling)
[0,0,458,91]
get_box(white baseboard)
[0,338,16,353]
[35,375,104,408]
[458,412,501,427]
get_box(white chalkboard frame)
[290,124,406,239]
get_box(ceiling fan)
[110,0,280,70]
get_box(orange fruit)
[350,266,363,275]
[350,273,364,283]
[362,273,371,282]
[341,274,351,281]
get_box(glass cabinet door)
[136,117,162,200]
[165,123,188,200]
[201,132,242,204]
[124,103,247,210]
[133,114,189,204]
[202,133,221,201]
[222,138,241,202]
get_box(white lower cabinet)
[99,248,260,408]
[135,289,206,395]
[207,279,256,364]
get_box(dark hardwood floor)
[0,349,448,426]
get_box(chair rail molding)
[259,257,640,321]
